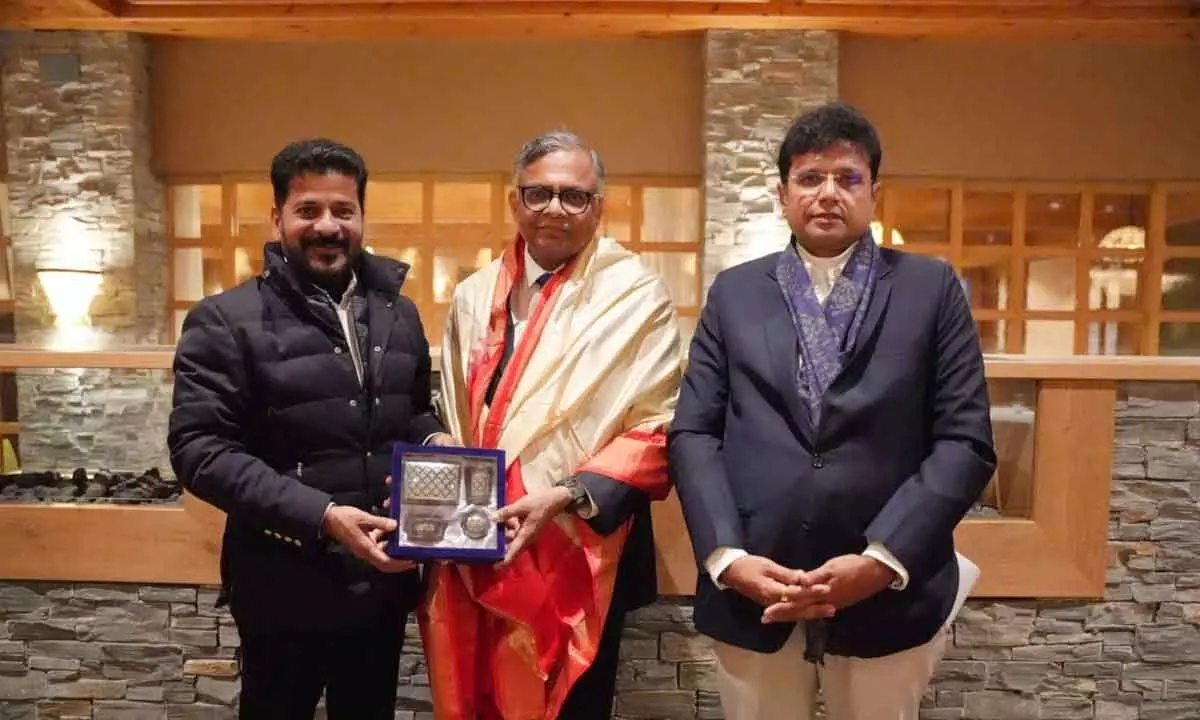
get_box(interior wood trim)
[0,347,1196,380]
[0,370,1129,599]
[12,1,1198,43]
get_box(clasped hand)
[720,554,897,624]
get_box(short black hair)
[777,102,882,183]
[269,138,368,210]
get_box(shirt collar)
[523,246,560,289]
[794,239,857,275]
[337,270,359,308]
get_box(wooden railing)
[0,347,1195,599]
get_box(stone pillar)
[1,31,170,477]
[702,30,839,295]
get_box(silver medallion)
[461,508,491,540]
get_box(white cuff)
[422,432,445,445]
[863,542,909,591]
[705,547,748,590]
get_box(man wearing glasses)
[421,131,684,719]
[669,102,995,719]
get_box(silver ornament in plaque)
[386,443,507,562]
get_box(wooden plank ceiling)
[0,0,1197,42]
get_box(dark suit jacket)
[668,247,996,658]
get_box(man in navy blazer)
[669,103,996,719]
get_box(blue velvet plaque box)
[386,442,507,562]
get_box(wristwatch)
[554,476,590,514]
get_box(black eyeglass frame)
[517,185,601,215]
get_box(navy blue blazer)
[668,247,996,658]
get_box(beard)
[284,232,358,293]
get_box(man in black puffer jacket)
[168,138,452,720]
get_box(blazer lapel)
[764,266,815,444]
[843,254,895,369]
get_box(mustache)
[300,233,348,249]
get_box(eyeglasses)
[789,170,868,193]
[518,186,598,215]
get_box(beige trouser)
[713,621,949,720]
[714,553,976,720]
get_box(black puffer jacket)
[168,242,444,632]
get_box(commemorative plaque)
[386,443,507,562]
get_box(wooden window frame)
[165,173,704,347]
[877,178,1200,356]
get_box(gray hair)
[512,131,606,195]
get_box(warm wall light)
[37,269,102,327]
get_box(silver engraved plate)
[390,445,507,561]
[403,460,462,506]
[464,464,494,506]
[460,507,491,540]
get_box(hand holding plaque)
[386,443,507,562]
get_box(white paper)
[948,551,981,626]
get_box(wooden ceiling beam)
[2,0,1197,40]
[0,0,121,21]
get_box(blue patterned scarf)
[776,233,879,428]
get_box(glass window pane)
[370,247,422,300]
[981,379,1037,519]
[1024,320,1075,356]
[234,247,264,285]
[975,319,1007,353]
[1094,194,1148,250]
[1159,322,1200,356]
[175,309,190,341]
[1027,193,1081,248]
[235,183,273,243]
[677,316,697,351]
[503,184,515,227]
[1088,257,1141,311]
[172,184,222,241]
[891,187,950,246]
[1086,322,1140,355]
[1026,257,1075,311]
[423,306,448,347]
[1162,258,1200,311]
[0,182,10,237]
[640,252,697,308]
[172,247,223,301]
[433,183,491,224]
[601,185,632,244]
[961,254,1010,310]
[964,191,1013,246]
[642,187,700,244]
[367,181,423,225]
[1166,191,1200,247]
[0,247,12,301]
[433,247,494,303]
